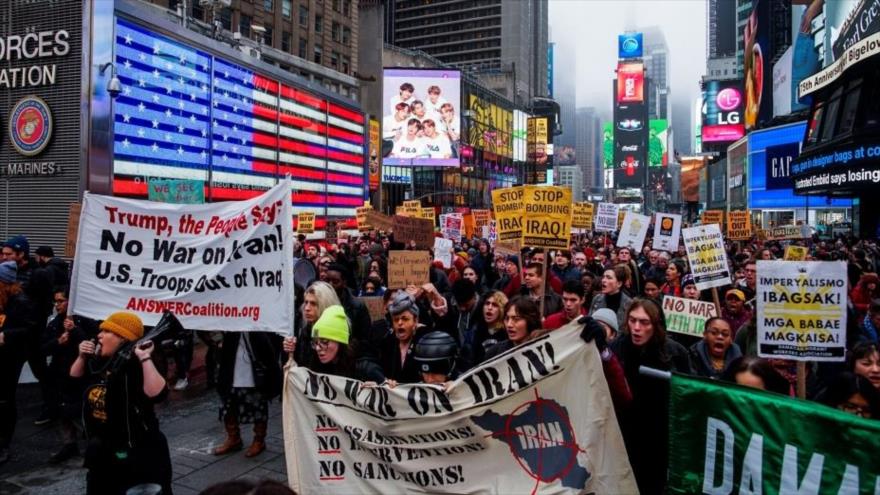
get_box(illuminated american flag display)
[112,18,366,225]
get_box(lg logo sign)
[716,87,741,124]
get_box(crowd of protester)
[0,228,879,494]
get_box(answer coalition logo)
[471,389,589,491]
[10,95,53,156]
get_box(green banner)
[668,374,880,494]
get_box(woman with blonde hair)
[463,290,509,368]
[287,281,340,365]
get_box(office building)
[551,35,577,149]
[144,0,360,98]
[555,166,583,201]
[575,107,603,193]
[641,27,669,120]
[708,0,737,59]
[384,0,549,104]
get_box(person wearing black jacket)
[377,292,428,385]
[41,288,99,463]
[70,312,171,495]
[611,298,691,495]
[35,246,69,288]
[213,331,282,458]
[0,261,36,465]
[324,264,373,348]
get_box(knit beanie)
[312,305,350,345]
[0,261,16,284]
[99,312,144,341]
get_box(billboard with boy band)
[382,68,461,166]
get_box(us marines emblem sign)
[10,95,53,156]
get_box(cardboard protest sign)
[757,260,847,362]
[701,210,724,228]
[652,213,682,252]
[433,237,453,269]
[682,224,731,291]
[441,214,463,243]
[616,212,650,251]
[325,220,338,244]
[783,245,808,261]
[297,212,315,234]
[392,215,434,249]
[491,186,524,241]
[487,219,497,247]
[356,206,372,232]
[387,250,431,288]
[148,178,205,204]
[493,239,521,258]
[662,295,719,337]
[571,202,594,229]
[68,182,294,333]
[668,374,880,495]
[594,203,619,233]
[283,321,638,494]
[65,202,82,258]
[356,296,386,323]
[522,185,571,249]
[365,210,393,233]
[726,210,752,240]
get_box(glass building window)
[239,14,251,38]
[281,31,291,52]
[837,79,862,135]
[315,14,323,33]
[818,86,843,144]
[264,0,274,12]
[314,44,322,64]
[282,0,292,18]
[298,37,307,58]
[298,5,308,26]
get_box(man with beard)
[35,247,68,289]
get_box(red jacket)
[543,308,588,331]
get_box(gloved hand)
[577,315,607,353]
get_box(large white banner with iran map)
[69,181,294,333]
[282,322,637,494]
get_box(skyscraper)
[552,35,577,149]
[575,107,603,193]
[640,26,669,120]
[708,0,737,59]
[384,0,549,103]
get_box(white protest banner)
[282,321,637,494]
[69,181,294,333]
[757,260,847,362]
[616,211,650,251]
[433,237,453,269]
[594,203,619,233]
[652,213,682,252]
[662,295,719,337]
[681,224,731,291]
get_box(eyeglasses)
[839,402,870,418]
[312,338,333,350]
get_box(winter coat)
[589,291,632,331]
[688,340,742,379]
[217,332,283,400]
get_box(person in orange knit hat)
[70,311,171,495]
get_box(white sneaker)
[174,378,189,391]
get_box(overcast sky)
[549,0,707,153]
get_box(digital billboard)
[743,0,773,130]
[616,63,644,103]
[702,80,745,143]
[602,122,614,169]
[680,156,707,202]
[555,145,576,166]
[513,110,527,161]
[613,102,648,188]
[112,18,366,224]
[618,33,644,59]
[468,94,513,158]
[749,122,852,208]
[527,117,549,166]
[382,68,461,166]
[648,119,668,167]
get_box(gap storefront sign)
[792,141,880,193]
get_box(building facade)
[555,165,583,201]
[144,0,361,98]
[384,0,549,105]
[574,107,602,193]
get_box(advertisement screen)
[382,68,461,166]
[743,0,773,130]
[603,122,614,169]
[750,122,852,207]
[702,80,745,143]
[649,119,668,167]
[613,103,648,188]
[513,110,527,161]
[112,18,365,224]
[680,157,707,202]
[555,145,576,166]
[618,32,643,59]
[616,63,644,103]
[468,95,513,158]
[528,117,549,165]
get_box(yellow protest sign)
[727,210,752,240]
[491,186,524,241]
[463,214,475,240]
[783,245,808,261]
[701,210,724,228]
[403,200,421,217]
[419,207,435,225]
[522,185,571,249]
[297,212,315,234]
[617,210,626,231]
[571,202,594,229]
[356,206,372,232]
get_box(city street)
[0,345,288,494]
